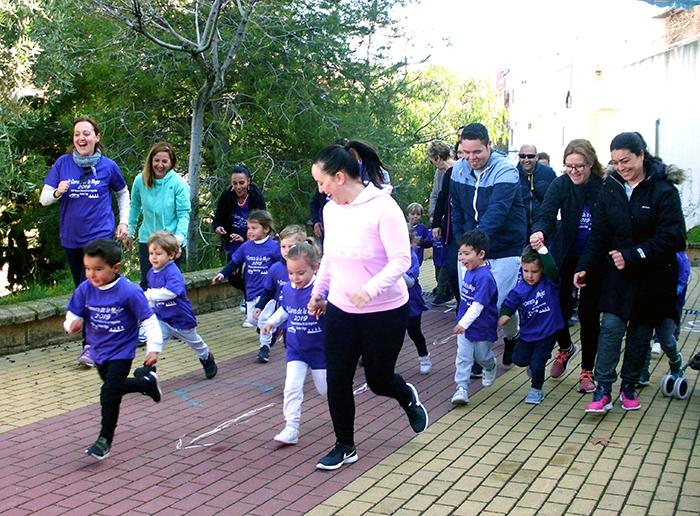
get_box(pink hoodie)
[313,183,410,314]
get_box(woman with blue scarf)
[40,118,130,367]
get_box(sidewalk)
[0,265,699,516]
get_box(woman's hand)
[115,223,128,240]
[432,227,442,241]
[313,222,323,238]
[347,289,371,309]
[529,231,545,249]
[229,233,244,243]
[122,236,133,251]
[609,250,626,270]
[55,180,70,198]
[307,294,326,319]
[214,226,227,237]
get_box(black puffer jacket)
[532,173,604,268]
[575,159,686,325]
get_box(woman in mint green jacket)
[127,141,190,289]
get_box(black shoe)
[143,372,162,403]
[404,382,428,433]
[316,442,358,470]
[257,345,270,363]
[134,364,156,379]
[431,297,445,307]
[471,363,483,379]
[200,352,218,379]
[86,437,111,460]
[503,336,517,367]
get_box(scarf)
[72,149,102,178]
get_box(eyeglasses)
[519,153,536,159]
[564,163,588,172]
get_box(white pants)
[245,297,277,347]
[460,255,521,339]
[159,321,209,360]
[283,361,327,430]
[455,334,496,388]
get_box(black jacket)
[431,166,453,240]
[518,161,556,236]
[575,159,685,325]
[212,183,266,244]
[532,173,604,268]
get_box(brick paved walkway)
[1,265,699,515]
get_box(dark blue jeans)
[512,333,558,390]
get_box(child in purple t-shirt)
[404,224,431,374]
[499,244,565,405]
[406,202,432,265]
[451,230,499,405]
[212,210,281,362]
[141,231,217,380]
[64,238,163,461]
[262,239,327,445]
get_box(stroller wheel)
[661,375,675,397]
[673,377,689,400]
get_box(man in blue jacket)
[450,123,527,365]
[517,144,556,238]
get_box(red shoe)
[577,369,596,393]
[551,344,579,378]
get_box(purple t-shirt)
[413,223,430,265]
[280,281,326,370]
[569,203,593,259]
[147,261,197,330]
[220,237,281,300]
[44,154,127,248]
[502,275,565,342]
[66,275,154,365]
[432,235,447,267]
[457,263,499,343]
[407,250,429,317]
[225,200,250,256]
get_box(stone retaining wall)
[0,268,242,357]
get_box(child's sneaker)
[471,363,483,379]
[586,386,613,413]
[482,365,497,387]
[143,372,163,403]
[86,436,110,460]
[239,299,247,313]
[637,370,650,386]
[78,346,94,367]
[445,298,458,309]
[200,352,218,379]
[619,387,641,411]
[451,386,469,405]
[404,383,428,433]
[274,426,299,445]
[651,341,662,355]
[550,344,578,378]
[257,345,270,363]
[134,364,157,379]
[525,387,544,405]
[316,442,358,470]
[419,354,432,375]
[138,325,147,347]
[578,369,596,393]
[242,321,255,328]
[431,297,445,307]
[670,354,683,379]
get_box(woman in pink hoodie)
[308,140,429,471]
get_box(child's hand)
[498,315,511,326]
[68,318,83,334]
[347,289,371,309]
[453,325,465,335]
[317,299,327,312]
[212,273,224,285]
[230,233,244,243]
[261,323,273,336]
[308,294,326,319]
[252,308,261,320]
[144,352,158,366]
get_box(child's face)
[458,244,486,271]
[280,236,303,261]
[247,220,269,241]
[84,255,120,288]
[407,211,421,225]
[149,244,175,269]
[522,261,544,286]
[287,257,317,289]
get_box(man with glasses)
[451,123,527,367]
[517,144,556,239]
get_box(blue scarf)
[72,149,102,178]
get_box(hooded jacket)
[312,183,410,314]
[517,161,556,236]
[128,170,190,245]
[575,159,686,325]
[450,150,527,258]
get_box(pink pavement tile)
[248,495,295,515]
[95,498,143,516]
[206,488,248,509]
[16,492,66,512]
[53,488,101,509]
[171,492,216,512]
[94,487,140,505]
[56,501,108,516]
[130,485,172,503]
[134,495,180,514]
[285,493,327,513]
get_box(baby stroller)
[661,349,700,400]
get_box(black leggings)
[324,302,412,447]
[407,314,428,357]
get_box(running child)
[212,210,281,362]
[252,225,307,353]
[262,239,327,445]
[451,230,499,405]
[64,238,164,460]
[139,231,217,379]
[405,224,431,374]
[499,243,565,405]
[406,202,432,265]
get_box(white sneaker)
[451,386,469,405]
[242,321,254,328]
[651,342,662,355]
[419,354,432,375]
[239,300,247,313]
[525,387,545,405]
[274,426,299,445]
[445,298,458,309]
[482,365,497,386]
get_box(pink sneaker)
[78,346,94,367]
[619,389,641,411]
[585,389,613,413]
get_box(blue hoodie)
[450,149,526,259]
